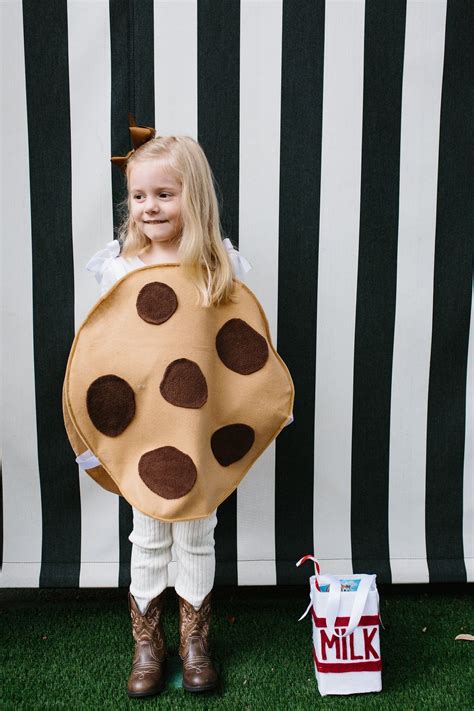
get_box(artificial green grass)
[1,585,472,709]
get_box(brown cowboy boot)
[127,590,167,698]
[178,591,218,692]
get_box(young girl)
[77,116,293,699]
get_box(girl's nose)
[145,196,159,212]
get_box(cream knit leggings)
[129,507,218,613]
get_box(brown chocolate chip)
[216,318,268,374]
[160,358,208,408]
[211,424,255,466]
[87,374,135,436]
[136,281,178,324]
[138,446,197,499]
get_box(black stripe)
[425,0,473,583]
[129,0,155,123]
[198,0,241,585]
[22,0,81,586]
[109,0,155,587]
[110,0,155,230]
[275,1,324,584]
[350,1,407,582]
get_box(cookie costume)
[63,241,294,522]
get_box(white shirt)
[85,238,252,298]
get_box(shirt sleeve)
[98,261,120,298]
[223,238,252,281]
[85,240,122,297]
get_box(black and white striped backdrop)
[2,0,472,588]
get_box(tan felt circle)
[160,358,208,408]
[87,374,136,436]
[136,281,178,324]
[216,318,269,374]
[64,264,294,521]
[138,446,197,499]
[211,423,255,466]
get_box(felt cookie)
[63,264,294,521]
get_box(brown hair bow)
[110,112,156,173]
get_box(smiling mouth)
[146,220,168,224]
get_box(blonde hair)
[117,135,236,306]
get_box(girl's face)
[129,159,183,245]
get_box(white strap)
[319,575,342,634]
[76,449,101,470]
[298,598,313,622]
[321,574,376,638]
[85,239,120,283]
[223,238,252,280]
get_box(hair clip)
[111,112,156,173]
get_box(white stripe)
[154,0,197,137]
[67,0,119,586]
[237,561,278,586]
[313,1,366,571]
[388,0,447,584]
[463,283,474,582]
[153,0,198,571]
[311,559,355,577]
[0,1,42,587]
[236,0,283,586]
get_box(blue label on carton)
[319,578,361,592]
